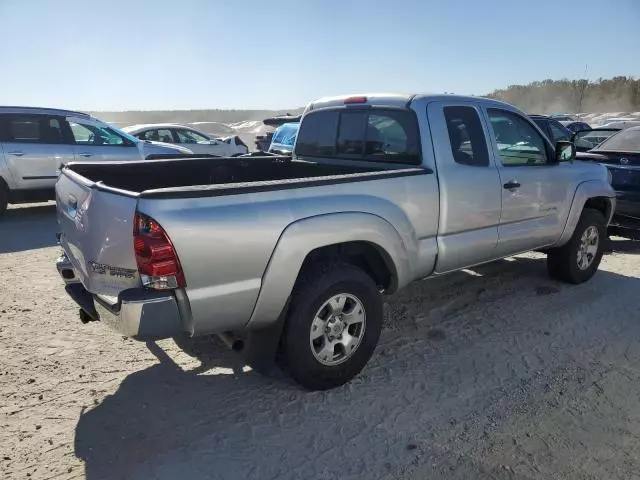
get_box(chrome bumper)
[56,255,184,340]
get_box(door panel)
[2,142,74,189]
[484,108,573,255]
[0,114,74,190]
[426,102,503,273]
[72,144,140,161]
[67,117,140,161]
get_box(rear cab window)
[295,108,421,164]
[443,106,489,166]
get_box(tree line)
[486,76,640,114]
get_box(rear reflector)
[133,212,186,290]
[344,96,367,104]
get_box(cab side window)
[443,106,489,166]
[488,109,549,166]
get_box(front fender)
[554,179,616,247]
[246,212,410,329]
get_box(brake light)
[344,96,367,104]
[133,212,186,289]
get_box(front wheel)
[279,263,383,390]
[547,208,606,284]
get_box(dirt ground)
[1,202,640,480]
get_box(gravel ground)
[1,203,640,480]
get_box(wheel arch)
[554,180,616,247]
[246,212,409,330]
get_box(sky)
[1,0,639,111]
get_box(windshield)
[595,128,640,151]
[271,122,300,147]
[106,124,140,143]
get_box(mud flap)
[243,297,290,376]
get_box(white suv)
[0,107,191,216]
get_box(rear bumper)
[57,254,184,340]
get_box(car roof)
[0,106,90,117]
[122,123,204,133]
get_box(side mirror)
[555,140,575,163]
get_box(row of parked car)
[1,103,638,241]
[0,107,251,215]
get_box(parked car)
[255,114,302,151]
[572,128,621,152]
[218,135,250,155]
[561,120,591,133]
[122,124,248,156]
[268,122,299,155]
[576,126,640,238]
[56,93,615,390]
[598,120,640,130]
[549,114,576,122]
[0,107,191,216]
[529,114,573,143]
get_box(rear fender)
[246,212,409,329]
[554,179,616,247]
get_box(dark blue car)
[576,126,640,239]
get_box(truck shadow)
[0,204,58,253]
[74,256,640,480]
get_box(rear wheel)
[279,263,383,390]
[547,208,606,284]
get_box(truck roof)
[0,106,91,117]
[307,93,511,111]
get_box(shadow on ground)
[0,204,58,253]
[74,256,640,480]
[607,236,640,255]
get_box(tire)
[0,184,8,218]
[279,262,383,390]
[547,208,606,284]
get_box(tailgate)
[56,172,142,296]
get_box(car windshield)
[108,125,140,143]
[594,128,640,152]
[271,123,300,146]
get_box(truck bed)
[65,155,418,198]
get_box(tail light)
[133,212,186,290]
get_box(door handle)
[8,151,24,156]
[78,152,92,158]
[503,180,521,189]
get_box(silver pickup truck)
[56,94,615,390]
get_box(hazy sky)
[1,0,639,111]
